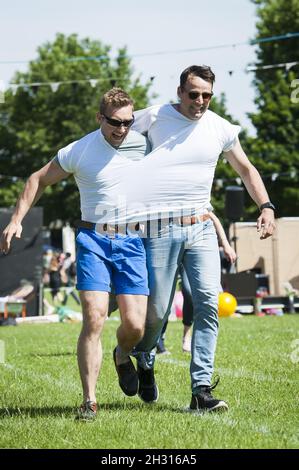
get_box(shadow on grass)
[27,352,76,358]
[100,402,187,414]
[0,402,187,418]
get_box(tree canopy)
[248,0,299,217]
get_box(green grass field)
[0,314,298,449]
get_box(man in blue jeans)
[124,65,276,412]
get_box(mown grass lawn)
[0,314,298,449]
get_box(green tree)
[248,0,299,217]
[0,33,153,223]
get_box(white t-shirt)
[56,106,240,224]
[122,104,241,221]
[56,129,149,223]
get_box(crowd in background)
[43,249,80,306]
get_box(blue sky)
[0,0,258,133]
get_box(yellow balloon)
[218,292,237,317]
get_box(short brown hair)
[180,65,215,89]
[99,87,134,115]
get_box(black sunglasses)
[186,91,213,101]
[103,114,135,128]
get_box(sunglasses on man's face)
[103,114,135,128]
[186,91,213,101]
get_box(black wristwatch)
[260,202,276,212]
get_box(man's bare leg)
[115,294,147,364]
[182,324,192,353]
[113,294,147,396]
[77,290,109,403]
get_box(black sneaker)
[156,338,170,355]
[137,365,159,403]
[113,347,138,396]
[189,378,228,413]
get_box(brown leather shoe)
[76,400,97,421]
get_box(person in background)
[48,252,63,303]
[61,252,81,306]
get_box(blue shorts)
[76,229,149,295]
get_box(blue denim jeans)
[134,219,220,391]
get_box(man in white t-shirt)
[128,65,276,412]
[0,88,150,420]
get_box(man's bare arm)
[209,212,237,263]
[224,139,275,239]
[0,160,70,254]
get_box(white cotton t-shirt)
[55,106,241,224]
[121,104,241,221]
[56,129,149,223]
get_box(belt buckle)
[180,216,191,226]
[106,223,128,238]
[95,223,116,238]
[106,224,117,238]
[180,215,199,226]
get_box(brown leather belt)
[177,213,210,226]
[144,214,210,236]
[155,214,210,226]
